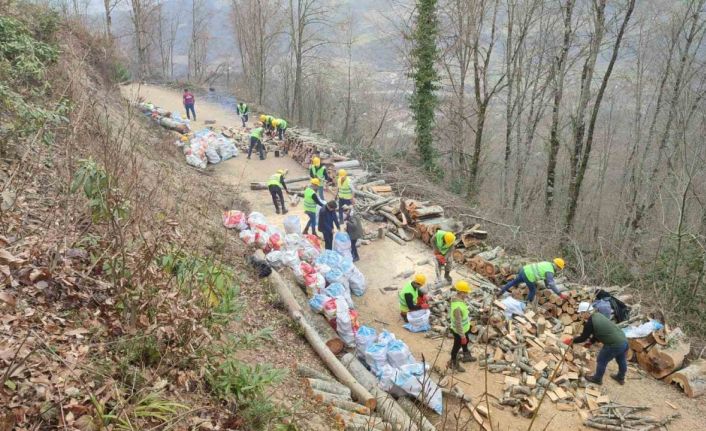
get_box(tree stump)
[665,359,706,398]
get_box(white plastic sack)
[377,330,396,347]
[364,342,389,377]
[325,282,354,309]
[281,249,301,270]
[336,300,355,347]
[298,238,320,262]
[205,145,221,164]
[378,365,407,397]
[348,266,367,296]
[324,268,349,290]
[403,309,431,333]
[309,293,330,313]
[333,232,353,261]
[255,230,270,248]
[239,229,255,245]
[222,210,248,230]
[217,139,238,160]
[624,320,664,338]
[185,154,207,169]
[387,340,415,368]
[305,273,326,296]
[247,212,268,231]
[283,215,302,234]
[392,370,443,414]
[355,325,377,359]
[501,296,526,319]
[265,250,284,269]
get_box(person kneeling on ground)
[267,169,289,214]
[497,258,569,303]
[317,201,340,250]
[398,274,429,323]
[302,178,327,235]
[342,205,363,262]
[449,280,477,372]
[563,302,628,385]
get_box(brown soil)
[123,83,706,431]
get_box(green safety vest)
[250,127,264,140]
[238,103,248,114]
[522,261,554,283]
[265,116,274,126]
[338,177,352,199]
[449,299,471,335]
[277,119,287,129]
[398,282,419,313]
[267,173,283,188]
[435,230,452,255]
[303,187,317,213]
[310,165,326,180]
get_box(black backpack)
[595,289,630,323]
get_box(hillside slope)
[0,6,335,430]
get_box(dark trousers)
[350,239,359,261]
[303,211,317,234]
[247,137,264,160]
[451,331,472,361]
[240,113,248,127]
[499,270,538,301]
[185,104,196,120]
[322,230,334,250]
[338,198,353,220]
[595,341,628,381]
[278,128,285,140]
[268,185,286,212]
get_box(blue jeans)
[338,198,353,220]
[185,104,196,120]
[303,211,317,234]
[317,185,325,201]
[247,137,264,160]
[595,341,628,382]
[499,270,538,301]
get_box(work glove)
[559,292,569,301]
[562,337,573,346]
[421,303,430,310]
[461,336,468,346]
[436,255,446,265]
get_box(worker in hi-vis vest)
[302,178,327,235]
[448,280,476,372]
[497,259,568,302]
[398,274,429,322]
[433,230,456,283]
[266,169,289,214]
[336,169,354,221]
[309,156,330,200]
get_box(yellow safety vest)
[303,187,317,213]
[267,173,283,188]
[338,177,352,199]
[449,299,471,335]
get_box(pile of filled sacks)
[178,128,238,169]
[223,211,368,347]
[137,102,190,133]
[355,327,443,414]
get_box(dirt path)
[121,84,706,431]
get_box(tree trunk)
[666,359,706,398]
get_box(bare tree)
[153,1,180,79]
[188,0,210,82]
[288,0,331,122]
[103,0,121,37]
[129,0,157,78]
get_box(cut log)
[644,339,690,379]
[307,378,353,398]
[628,336,655,353]
[371,185,393,193]
[341,353,420,431]
[452,250,466,264]
[410,205,445,219]
[258,252,376,409]
[378,210,403,227]
[666,359,706,398]
[297,364,336,382]
[396,397,437,431]
[312,389,370,415]
[333,160,361,169]
[385,231,405,245]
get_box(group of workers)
[399,242,628,384]
[240,105,289,160]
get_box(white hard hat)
[577,302,594,313]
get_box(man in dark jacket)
[342,205,363,262]
[317,201,340,250]
[563,302,628,385]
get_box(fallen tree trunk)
[297,364,336,382]
[644,339,690,379]
[333,160,361,169]
[311,389,371,415]
[396,396,437,431]
[341,353,420,431]
[665,359,706,398]
[385,231,405,246]
[258,252,376,409]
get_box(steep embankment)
[123,83,706,431]
[0,7,336,431]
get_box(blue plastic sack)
[308,293,329,313]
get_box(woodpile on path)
[275,127,704,406]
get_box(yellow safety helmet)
[259,114,266,122]
[310,178,321,186]
[312,157,321,166]
[272,119,280,128]
[414,274,427,286]
[553,258,565,270]
[443,232,456,246]
[455,280,471,293]
[277,169,287,175]
[338,169,347,177]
